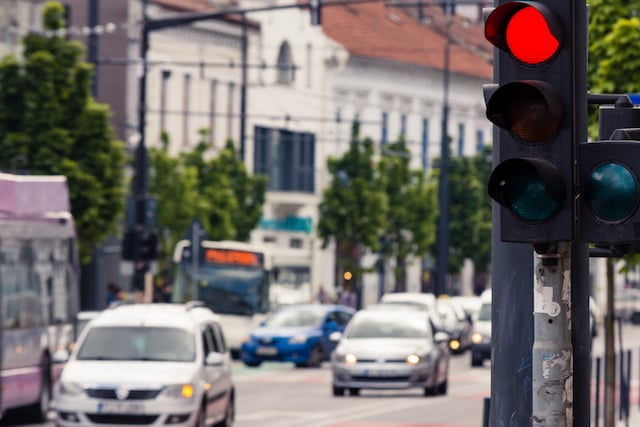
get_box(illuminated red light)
[506,6,559,65]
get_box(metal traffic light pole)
[483,1,589,425]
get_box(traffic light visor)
[485,2,561,65]
[489,158,564,223]
[585,162,639,224]
[486,81,563,143]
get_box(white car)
[54,302,234,427]
[331,309,450,397]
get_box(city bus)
[172,239,274,357]
[0,173,79,422]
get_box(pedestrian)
[106,282,122,306]
[316,285,330,304]
[337,282,357,310]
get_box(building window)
[400,114,407,139]
[227,81,235,141]
[277,41,294,85]
[289,238,303,249]
[160,69,171,133]
[254,126,315,193]
[476,129,485,153]
[263,236,276,244]
[182,74,191,147]
[422,118,429,171]
[457,122,465,156]
[209,79,218,147]
[381,112,388,146]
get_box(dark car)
[240,304,355,368]
[437,298,473,354]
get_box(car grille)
[258,337,282,345]
[350,375,410,382]
[85,414,159,424]
[86,389,162,400]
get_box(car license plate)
[256,346,278,356]
[365,369,391,377]
[97,401,145,414]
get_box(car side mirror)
[52,349,70,364]
[205,352,224,366]
[434,331,450,344]
[329,331,342,342]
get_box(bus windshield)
[173,264,270,315]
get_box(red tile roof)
[322,2,493,80]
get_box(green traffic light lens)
[508,164,559,222]
[585,162,638,224]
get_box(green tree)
[149,131,267,255]
[588,0,640,138]
[180,136,237,241]
[0,1,126,263]
[430,148,492,283]
[148,133,199,267]
[317,123,387,286]
[379,139,438,291]
[211,139,267,242]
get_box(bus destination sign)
[204,248,261,266]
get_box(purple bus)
[0,173,79,422]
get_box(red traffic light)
[485,2,562,65]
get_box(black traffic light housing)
[579,99,640,248]
[484,1,586,244]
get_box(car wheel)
[348,388,360,396]
[306,343,324,368]
[214,392,234,427]
[332,385,345,396]
[23,359,50,423]
[471,352,483,367]
[438,379,448,395]
[631,312,640,325]
[423,386,436,397]
[195,404,206,427]
[243,361,262,368]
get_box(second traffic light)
[484,1,585,244]
[579,102,640,247]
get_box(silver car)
[330,309,450,397]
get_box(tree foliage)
[588,2,640,268]
[0,1,126,263]
[379,139,437,291]
[430,147,492,279]
[317,123,387,279]
[148,131,267,266]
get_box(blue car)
[241,304,356,368]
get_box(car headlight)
[162,384,195,399]
[406,354,420,365]
[471,332,485,344]
[59,382,84,396]
[344,353,357,365]
[288,334,308,344]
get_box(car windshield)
[477,303,491,321]
[76,326,196,362]
[346,316,431,339]
[266,308,324,327]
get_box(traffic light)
[122,229,157,261]
[138,230,158,261]
[579,100,640,249]
[484,1,586,244]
